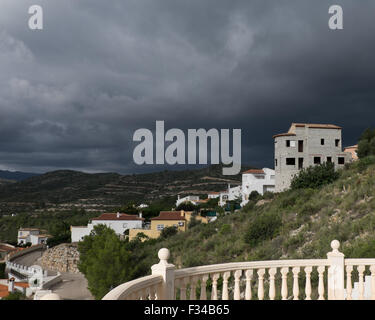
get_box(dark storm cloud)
[0,0,374,173]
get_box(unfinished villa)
[273,123,354,192]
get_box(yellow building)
[129,210,209,241]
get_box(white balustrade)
[102,241,375,300]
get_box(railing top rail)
[174,259,329,279]
[345,259,375,266]
[102,274,162,300]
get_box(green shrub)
[219,224,231,235]
[2,291,26,300]
[248,191,261,201]
[188,217,202,229]
[291,162,339,190]
[357,128,375,158]
[357,156,375,172]
[243,212,282,246]
[160,226,178,239]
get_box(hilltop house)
[241,168,275,207]
[344,145,358,161]
[70,212,144,242]
[273,123,353,192]
[129,210,209,241]
[17,228,50,246]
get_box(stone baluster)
[200,275,209,300]
[190,277,198,300]
[304,266,312,300]
[327,240,345,300]
[370,266,375,300]
[140,288,148,300]
[174,278,180,300]
[151,248,175,300]
[257,269,265,300]
[245,270,253,300]
[357,265,365,300]
[222,272,231,300]
[180,278,188,300]
[269,268,277,300]
[234,270,242,300]
[345,265,353,300]
[317,266,325,300]
[153,285,159,300]
[211,273,220,300]
[292,267,300,300]
[280,267,289,300]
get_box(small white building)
[137,203,149,209]
[17,228,50,245]
[207,192,220,199]
[176,195,200,208]
[219,184,242,207]
[70,212,144,242]
[241,168,275,207]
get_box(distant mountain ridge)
[0,170,39,181]
[0,165,255,212]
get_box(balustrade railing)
[102,240,375,300]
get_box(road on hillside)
[48,272,94,300]
[12,248,94,300]
[12,249,44,267]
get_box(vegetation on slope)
[79,155,375,299]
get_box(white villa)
[17,228,50,246]
[241,168,275,207]
[70,212,144,242]
[218,184,242,207]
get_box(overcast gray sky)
[0,0,374,174]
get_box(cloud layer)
[0,0,374,173]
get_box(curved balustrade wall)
[102,240,375,300]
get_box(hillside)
[0,170,39,181]
[0,164,253,215]
[116,157,375,286]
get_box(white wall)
[91,220,142,235]
[241,168,275,207]
[219,185,242,206]
[29,234,48,245]
[176,196,199,207]
[71,220,143,242]
[71,224,94,242]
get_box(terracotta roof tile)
[0,245,17,253]
[92,213,144,221]
[274,123,342,139]
[151,211,186,221]
[15,282,29,288]
[242,169,265,174]
[0,284,9,298]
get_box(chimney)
[8,277,15,293]
[139,212,142,219]
[116,212,120,218]
[181,210,184,217]
[178,195,180,200]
